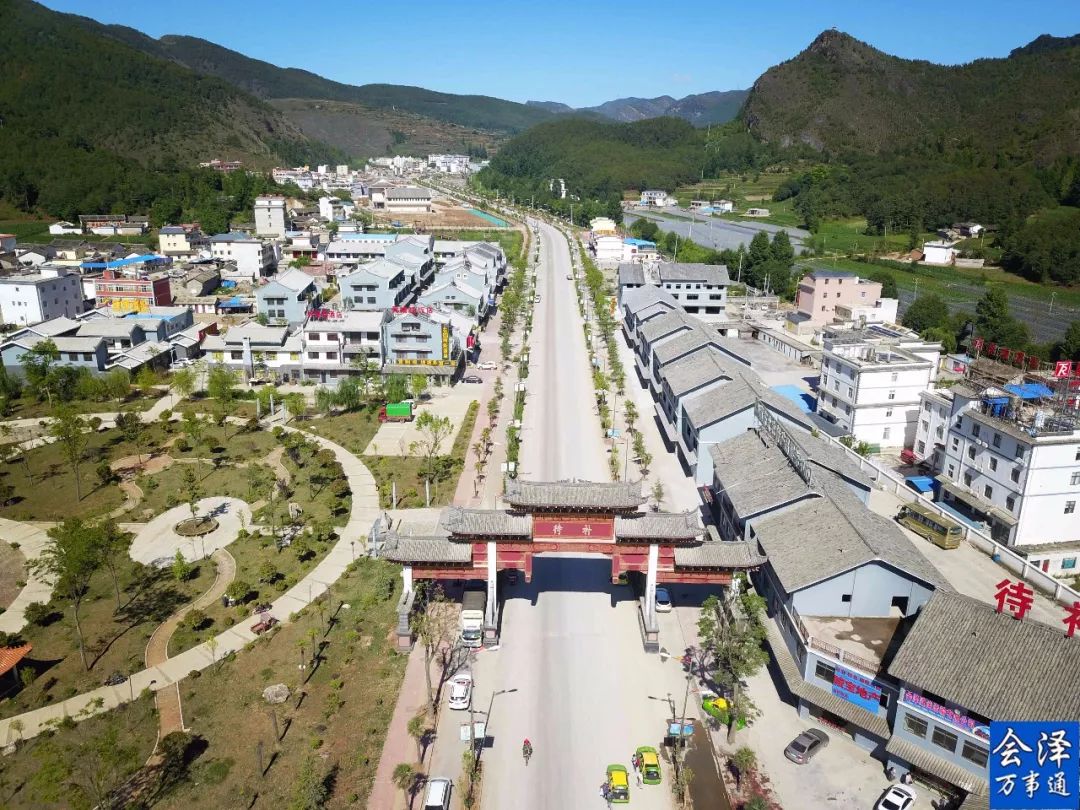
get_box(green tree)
[391,763,418,809]
[1055,321,1080,362]
[974,288,1028,347]
[206,365,238,404]
[21,339,60,406]
[409,374,428,402]
[384,373,408,403]
[32,518,102,670]
[869,271,899,299]
[97,519,128,610]
[731,746,757,791]
[103,368,131,410]
[334,376,362,411]
[410,585,457,709]
[135,365,158,397]
[284,392,307,421]
[770,230,795,266]
[291,756,329,810]
[115,411,147,465]
[169,367,196,404]
[172,549,191,582]
[698,586,769,742]
[901,294,950,333]
[49,407,90,501]
[410,411,454,506]
[181,467,202,523]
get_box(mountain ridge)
[528,90,748,125]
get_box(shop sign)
[901,689,990,741]
[532,517,614,542]
[832,666,882,713]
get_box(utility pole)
[1050,291,1057,315]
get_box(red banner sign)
[1055,361,1074,379]
[532,517,614,542]
[392,305,433,315]
[972,337,984,352]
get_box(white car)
[477,361,498,371]
[875,784,917,810]
[654,587,672,613]
[447,673,472,710]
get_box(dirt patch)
[111,453,175,476]
[0,541,26,610]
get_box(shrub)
[185,608,209,631]
[23,602,51,626]
[173,437,190,452]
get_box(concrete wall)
[790,561,934,619]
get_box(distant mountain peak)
[1010,33,1080,58]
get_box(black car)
[462,375,483,384]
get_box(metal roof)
[887,589,1080,723]
[503,478,644,510]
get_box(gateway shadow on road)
[503,555,637,608]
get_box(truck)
[378,402,414,422]
[459,588,486,648]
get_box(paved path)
[127,497,251,566]
[0,423,380,743]
[144,548,237,743]
[0,518,53,634]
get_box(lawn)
[0,556,216,719]
[0,694,159,809]
[119,461,258,523]
[363,400,478,508]
[304,407,382,458]
[4,389,165,420]
[155,558,406,809]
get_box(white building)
[385,187,434,214]
[927,382,1080,574]
[591,234,625,264]
[816,326,942,448]
[912,388,954,469]
[589,217,618,235]
[922,241,957,265]
[427,154,470,174]
[158,226,208,260]
[48,221,81,235]
[254,195,288,238]
[833,297,899,328]
[210,233,276,281]
[639,190,671,207]
[0,268,84,326]
[714,200,735,213]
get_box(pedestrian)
[635,768,643,787]
[886,765,897,782]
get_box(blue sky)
[41,0,1080,107]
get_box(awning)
[936,477,1018,527]
[885,735,988,796]
[905,476,935,494]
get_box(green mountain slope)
[85,27,554,134]
[0,0,343,218]
[742,29,1080,162]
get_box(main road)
[625,208,809,253]
[469,220,689,810]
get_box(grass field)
[156,558,405,809]
[0,220,155,248]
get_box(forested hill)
[0,0,344,219]
[81,24,554,134]
[741,29,1080,162]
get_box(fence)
[816,432,1080,608]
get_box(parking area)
[362,380,481,456]
[723,334,819,389]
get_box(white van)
[423,777,452,810]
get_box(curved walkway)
[0,423,380,743]
[0,518,54,634]
[145,548,237,742]
[128,496,251,566]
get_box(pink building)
[790,270,883,330]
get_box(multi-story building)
[0,268,84,326]
[256,269,319,326]
[210,233,276,281]
[339,259,412,311]
[788,270,885,333]
[254,195,288,238]
[816,326,942,448]
[912,388,954,468]
[427,154,470,174]
[381,307,463,378]
[639,190,671,207]
[617,262,730,315]
[202,323,303,381]
[385,187,434,214]
[300,310,387,385]
[419,277,488,323]
[93,270,172,313]
[158,225,209,260]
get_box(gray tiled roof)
[639,310,697,344]
[617,263,646,286]
[657,263,730,285]
[888,589,1080,723]
[504,478,644,510]
[615,511,702,540]
[663,352,732,397]
[378,533,472,563]
[674,529,767,568]
[682,377,757,428]
[76,321,142,339]
[620,284,675,314]
[653,327,723,366]
[709,431,815,517]
[753,480,946,594]
[441,507,531,537]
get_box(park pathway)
[144,548,237,746]
[0,423,381,743]
[0,518,54,634]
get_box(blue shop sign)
[831,666,882,713]
[989,721,1079,809]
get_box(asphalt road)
[469,221,686,810]
[625,209,809,253]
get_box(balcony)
[784,603,896,675]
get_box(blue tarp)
[906,476,935,494]
[1004,383,1054,400]
[770,384,816,414]
[80,254,168,270]
[218,297,248,309]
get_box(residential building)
[789,270,885,332]
[93,270,172,313]
[590,234,625,264]
[78,214,149,236]
[202,323,303,381]
[15,244,56,266]
[381,308,462,378]
[816,326,942,448]
[318,196,355,222]
[912,388,954,468]
[210,233,276,281]
[922,241,958,266]
[622,238,658,264]
[256,268,319,326]
[419,277,487,322]
[339,259,412,311]
[713,199,735,213]
[589,217,618,235]
[1,333,108,373]
[639,190,671,207]
[951,222,984,238]
[158,225,208,259]
[300,310,387,385]
[619,286,679,350]
[254,195,288,238]
[369,181,393,210]
[0,268,84,326]
[616,262,730,315]
[385,186,434,214]
[427,154,471,174]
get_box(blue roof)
[80,254,169,270]
[210,232,256,242]
[906,476,935,493]
[770,384,816,414]
[1004,383,1054,400]
[624,238,656,247]
[219,296,247,308]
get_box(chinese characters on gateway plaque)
[989,722,1079,809]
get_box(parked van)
[423,777,452,810]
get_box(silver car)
[783,728,829,764]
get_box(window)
[1016,445,1026,460]
[814,661,835,682]
[932,726,958,753]
[992,433,1001,448]
[920,420,928,433]
[307,352,319,360]
[325,352,337,361]
[952,438,960,451]
[1075,447,1080,461]
[961,742,988,768]
[883,427,891,440]
[1071,472,1080,486]
[1064,557,1077,570]
[984,485,993,499]
[888,390,896,400]
[968,447,976,460]
[1067,501,1076,515]
[230,351,242,360]
[989,457,998,472]
[878,691,890,710]
[1012,467,1021,483]
[917,441,926,453]
[964,472,973,487]
[947,464,955,477]
[891,372,899,382]
[325,333,337,341]
[841,593,852,603]
[924,402,931,413]
[886,408,893,418]
[904,714,928,739]
[972,424,981,438]
[1007,496,1016,512]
